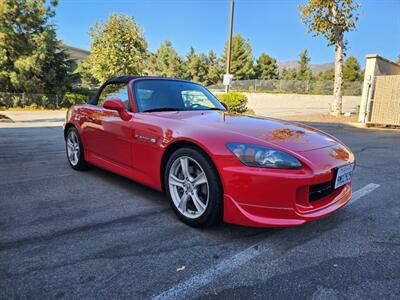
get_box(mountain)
[277,60,334,74]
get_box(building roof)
[59,43,90,64]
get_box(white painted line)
[152,243,262,300]
[152,183,380,300]
[348,183,380,206]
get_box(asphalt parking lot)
[1,115,399,299]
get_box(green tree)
[343,55,361,81]
[300,0,360,116]
[223,34,255,80]
[75,60,98,88]
[82,14,147,83]
[297,49,313,81]
[153,40,184,78]
[205,50,222,85]
[316,68,335,81]
[0,0,73,94]
[280,68,299,92]
[396,54,400,64]
[255,53,279,80]
[281,68,298,80]
[185,46,196,64]
[314,68,335,94]
[143,51,157,76]
[185,47,208,83]
[197,53,209,84]
[182,46,195,80]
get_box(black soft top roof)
[103,76,192,85]
[103,76,143,85]
[91,76,194,104]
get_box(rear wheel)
[165,147,223,227]
[66,127,88,170]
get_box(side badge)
[135,134,157,144]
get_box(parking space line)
[152,183,380,300]
[348,183,380,206]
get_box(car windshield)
[133,79,225,112]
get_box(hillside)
[277,60,334,74]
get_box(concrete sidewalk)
[0,110,66,128]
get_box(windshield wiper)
[143,107,182,112]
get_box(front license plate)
[335,164,354,189]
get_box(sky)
[55,0,400,66]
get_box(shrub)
[12,95,22,107]
[40,95,49,107]
[61,92,87,107]
[0,96,7,108]
[216,92,248,113]
[29,103,38,110]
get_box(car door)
[83,83,134,168]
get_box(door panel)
[98,109,133,167]
[81,82,134,168]
[79,105,102,153]
[83,107,133,167]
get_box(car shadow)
[82,163,277,235]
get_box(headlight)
[226,143,302,169]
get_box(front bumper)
[216,145,354,227]
[223,184,351,227]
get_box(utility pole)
[224,0,234,93]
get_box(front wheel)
[66,127,88,170]
[165,147,223,227]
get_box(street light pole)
[225,0,234,93]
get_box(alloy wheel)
[66,130,80,166]
[168,156,209,219]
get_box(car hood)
[152,111,338,152]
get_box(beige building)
[359,54,400,126]
[60,43,90,65]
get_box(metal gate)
[368,75,400,126]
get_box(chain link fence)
[0,92,60,109]
[0,80,363,108]
[207,80,363,96]
[0,92,94,109]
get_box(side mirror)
[220,101,229,110]
[103,99,132,121]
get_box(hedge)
[216,92,248,113]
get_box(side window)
[98,83,130,111]
[136,88,154,111]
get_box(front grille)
[309,180,336,202]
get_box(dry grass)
[278,114,358,123]
[0,107,65,111]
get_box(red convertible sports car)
[64,76,355,227]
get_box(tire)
[164,147,223,227]
[65,127,89,170]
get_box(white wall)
[245,93,360,117]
